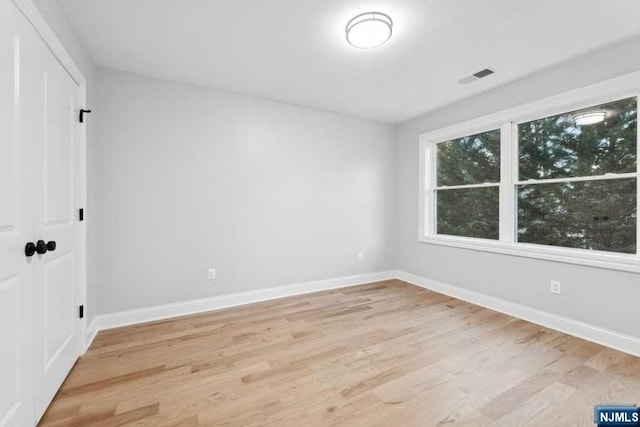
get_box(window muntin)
[518,97,637,181]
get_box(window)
[436,129,500,240]
[419,82,640,272]
[517,98,637,254]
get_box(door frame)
[11,0,89,354]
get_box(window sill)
[418,235,640,274]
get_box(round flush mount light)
[573,111,607,126]
[346,12,393,49]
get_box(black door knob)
[36,240,47,255]
[47,241,56,251]
[25,242,36,257]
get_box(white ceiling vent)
[458,68,495,84]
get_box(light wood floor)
[40,280,640,426]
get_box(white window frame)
[418,71,640,273]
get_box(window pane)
[519,97,637,181]
[437,129,500,186]
[437,187,499,239]
[518,178,637,253]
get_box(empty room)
[3,0,640,426]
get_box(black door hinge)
[79,208,84,221]
[79,305,84,319]
[79,109,92,123]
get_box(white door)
[30,13,83,423]
[0,2,36,425]
[0,0,84,424]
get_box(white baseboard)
[395,270,640,358]
[84,270,395,350]
[83,317,100,354]
[83,269,640,359]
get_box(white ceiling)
[60,0,640,123]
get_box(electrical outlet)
[550,280,561,295]
[357,252,364,262]
[208,268,216,280]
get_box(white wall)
[395,36,640,339]
[93,68,395,315]
[31,0,99,325]
[33,0,640,345]
[31,0,93,78]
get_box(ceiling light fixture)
[573,111,607,126]
[346,12,392,49]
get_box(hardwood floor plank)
[39,279,640,426]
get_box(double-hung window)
[517,97,637,254]
[420,83,639,272]
[435,129,501,240]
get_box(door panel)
[43,253,74,369]
[44,71,74,225]
[0,15,16,231]
[34,34,81,421]
[0,276,23,426]
[0,2,35,426]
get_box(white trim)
[82,270,640,359]
[499,122,514,243]
[11,0,85,86]
[418,137,435,239]
[436,182,499,190]
[83,317,99,354]
[395,270,640,358]
[86,271,395,336]
[77,81,88,355]
[421,72,640,144]
[419,234,640,273]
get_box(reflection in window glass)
[518,178,636,253]
[437,129,500,186]
[519,97,637,181]
[437,187,499,240]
